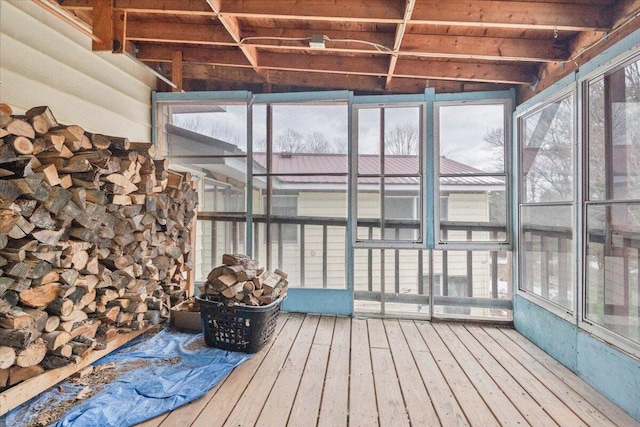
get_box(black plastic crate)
[196,296,285,353]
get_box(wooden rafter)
[59,0,216,15]
[394,59,536,85]
[135,43,252,67]
[386,0,415,88]
[214,0,405,23]
[126,21,236,45]
[205,0,268,83]
[400,34,567,62]
[44,0,638,96]
[411,0,611,31]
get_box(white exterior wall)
[0,1,155,141]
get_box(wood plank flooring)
[139,313,640,427]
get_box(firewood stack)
[202,254,288,306]
[0,105,197,389]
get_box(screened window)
[585,58,640,345]
[518,93,575,311]
[157,101,249,281]
[252,100,349,289]
[436,102,509,243]
[355,105,423,245]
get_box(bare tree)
[483,127,505,171]
[385,123,418,155]
[275,128,305,152]
[303,131,332,153]
[172,114,243,147]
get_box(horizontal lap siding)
[0,1,155,141]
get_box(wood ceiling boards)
[54,0,640,99]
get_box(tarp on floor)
[3,329,250,427]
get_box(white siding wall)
[0,1,155,141]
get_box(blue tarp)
[2,329,250,427]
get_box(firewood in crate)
[221,281,245,299]
[236,269,256,281]
[221,254,259,270]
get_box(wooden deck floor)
[138,313,639,427]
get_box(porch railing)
[197,212,513,310]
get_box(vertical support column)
[300,225,305,287]
[172,50,183,93]
[323,225,328,288]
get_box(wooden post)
[172,50,183,93]
[112,10,127,54]
[92,0,114,51]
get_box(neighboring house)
[165,125,506,303]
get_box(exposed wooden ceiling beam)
[265,69,511,94]
[126,21,567,62]
[394,59,536,85]
[239,27,395,51]
[126,21,236,45]
[401,34,567,62]
[151,62,266,83]
[135,43,252,67]
[257,52,535,85]
[411,0,611,31]
[386,0,415,89]
[58,0,216,15]
[216,0,405,23]
[386,77,511,94]
[520,0,640,101]
[258,52,388,76]
[206,0,269,82]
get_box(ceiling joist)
[50,0,640,96]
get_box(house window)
[440,196,449,221]
[270,195,298,243]
[384,196,418,240]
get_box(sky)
[170,100,505,172]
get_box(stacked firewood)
[202,254,288,306]
[0,105,197,388]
